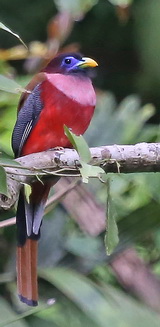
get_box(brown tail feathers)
[16,182,52,306]
[17,239,38,306]
[16,178,58,306]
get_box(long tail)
[17,239,38,306]
[16,182,51,306]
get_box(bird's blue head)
[44,53,98,76]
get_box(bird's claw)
[49,146,64,151]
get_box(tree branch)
[0,142,160,209]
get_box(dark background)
[1,0,160,116]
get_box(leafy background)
[1,0,160,326]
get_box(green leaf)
[39,268,118,327]
[24,183,32,203]
[0,22,27,48]
[80,161,104,183]
[101,283,160,327]
[0,156,21,168]
[64,125,91,163]
[0,166,8,196]
[0,297,27,327]
[118,200,160,244]
[36,300,98,327]
[0,296,55,327]
[105,181,119,255]
[0,75,26,94]
[64,126,104,183]
[39,268,160,327]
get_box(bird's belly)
[22,101,94,155]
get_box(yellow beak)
[77,57,98,68]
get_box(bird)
[12,52,98,306]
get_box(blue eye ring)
[64,58,72,65]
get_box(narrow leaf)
[64,125,91,162]
[40,267,160,327]
[0,75,27,94]
[0,296,55,327]
[80,161,104,183]
[24,184,32,203]
[0,166,8,196]
[105,180,119,255]
[39,268,118,327]
[64,127,104,183]
[0,156,21,168]
[0,22,27,48]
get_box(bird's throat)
[46,73,96,107]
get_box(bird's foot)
[49,146,64,151]
[54,146,64,151]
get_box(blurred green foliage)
[1,0,160,112]
[1,0,160,326]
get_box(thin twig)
[0,178,80,228]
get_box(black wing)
[12,84,43,158]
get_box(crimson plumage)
[22,74,95,155]
[12,52,98,306]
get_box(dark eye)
[65,58,72,65]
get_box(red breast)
[22,73,96,155]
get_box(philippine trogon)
[12,52,98,306]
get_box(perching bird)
[12,52,98,306]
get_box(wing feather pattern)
[12,84,43,157]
